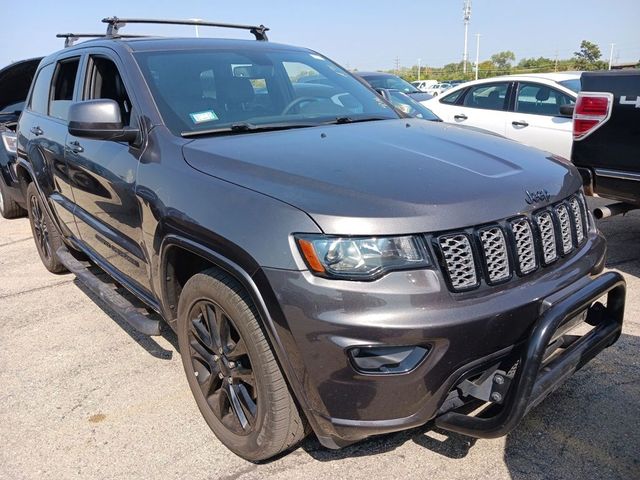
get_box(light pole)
[608,43,616,70]
[418,58,421,81]
[462,0,472,74]
[474,34,481,80]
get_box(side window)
[516,82,576,117]
[85,56,133,125]
[28,63,55,115]
[463,82,509,111]
[49,58,80,120]
[440,88,464,104]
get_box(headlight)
[1,131,17,155]
[295,234,431,280]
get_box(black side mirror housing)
[559,104,575,117]
[68,99,139,143]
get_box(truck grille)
[436,193,590,292]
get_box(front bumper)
[260,231,617,448]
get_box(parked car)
[17,18,626,462]
[424,73,581,158]
[411,79,438,92]
[568,70,640,218]
[357,71,432,102]
[425,82,452,96]
[0,58,42,218]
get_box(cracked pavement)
[1,198,638,480]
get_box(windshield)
[134,49,398,135]
[558,78,581,93]
[386,90,440,121]
[362,75,420,94]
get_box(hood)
[0,58,42,121]
[182,118,581,235]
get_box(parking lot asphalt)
[1,198,638,480]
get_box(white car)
[424,83,452,96]
[422,72,581,159]
[411,80,438,92]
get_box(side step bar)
[56,247,162,336]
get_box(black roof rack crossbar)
[57,33,149,48]
[102,17,269,41]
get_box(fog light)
[348,345,429,374]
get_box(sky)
[1,0,639,71]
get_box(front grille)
[436,192,590,292]
[439,234,477,289]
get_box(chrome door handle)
[68,140,84,154]
[454,114,468,120]
[30,126,43,136]
[512,120,529,127]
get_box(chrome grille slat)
[569,197,585,243]
[439,234,477,289]
[480,227,510,282]
[535,212,558,264]
[511,218,537,274]
[555,204,573,254]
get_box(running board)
[56,247,162,336]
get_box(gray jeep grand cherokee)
[16,18,626,461]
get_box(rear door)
[505,81,575,158]
[437,81,512,136]
[65,50,150,291]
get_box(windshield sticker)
[189,110,218,124]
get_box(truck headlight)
[1,131,17,155]
[295,234,430,280]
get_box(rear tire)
[177,268,307,461]
[26,182,67,273]
[0,176,25,219]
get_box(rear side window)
[463,83,509,111]
[516,82,575,117]
[439,88,464,105]
[49,58,80,120]
[28,64,55,115]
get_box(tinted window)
[463,83,509,111]
[439,88,464,105]
[28,63,55,115]
[361,75,420,94]
[135,49,397,135]
[558,78,581,93]
[85,56,133,125]
[50,58,80,120]
[516,82,575,116]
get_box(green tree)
[573,40,607,70]
[517,56,554,73]
[490,51,516,74]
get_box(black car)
[0,58,42,218]
[357,71,433,102]
[16,18,626,462]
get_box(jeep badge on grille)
[525,189,551,205]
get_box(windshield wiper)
[328,116,390,125]
[181,121,318,138]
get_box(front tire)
[0,176,25,219]
[26,182,67,273]
[177,268,307,461]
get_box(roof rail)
[101,17,269,41]
[56,33,148,48]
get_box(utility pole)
[474,34,481,80]
[554,50,559,72]
[608,43,616,70]
[395,57,400,76]
[418,58,421,81]
[462,0,472,74]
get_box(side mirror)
[374,88,391,100]
[68,99,139,143]
[559,104,575,117]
